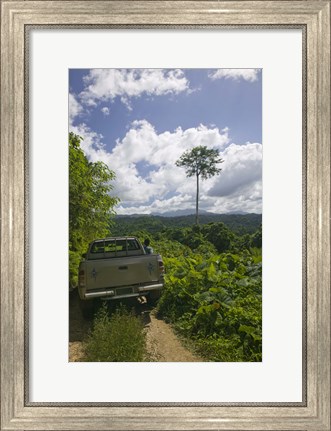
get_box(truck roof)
[91,236,138,243]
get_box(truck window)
[104,239,127,251]
[104,240,120,252]
[89,238,142,257]
[127,239,140,250]
[90,242,105,254]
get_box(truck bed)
[83,254,160,290]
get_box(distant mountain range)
[152,209,209,217]
[117,210,255,218]
[151,210,252,217]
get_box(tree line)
[69,133,119,287]
[113,213,262,237]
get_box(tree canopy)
[69,132,119,286]
[176,146,223,224]
[176,145,223,179]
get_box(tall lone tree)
[176,145,223,224]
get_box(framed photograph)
[68,65,264,365]
[1,1,330,430]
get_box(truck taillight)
[158,261,165,274]
[79,269,85,286]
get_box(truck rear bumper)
[82,283,163,301]
[138,283,163,293]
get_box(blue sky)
[69,68,262,214]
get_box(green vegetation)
[176,146,223,224]
[132,224,262,362]
[85,304,147,362]
[158,250,262,362]
[69,133,119,287]
[69,137,262,362]
[113,213,262,236]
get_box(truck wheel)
[80,299,95,319]
[148,290,162,306]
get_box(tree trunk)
[196,173,199,225]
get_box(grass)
[84,303,148,362]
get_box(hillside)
[112,213,262,236]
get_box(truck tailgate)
[84,255,160,290]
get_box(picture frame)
[1,0,330,430]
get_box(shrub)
[85,304,147,362]
[157,252,262,362]
[195,335,244,362]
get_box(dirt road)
[69,291,204,362]
[145,311,204,362]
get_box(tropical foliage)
[69,133,119,287]
[112,213,262,236]
[69,136,262,362]
[124,222,262,362]
[158,249,262,362]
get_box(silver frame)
[1,1,330,430]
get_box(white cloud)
[69,120,262,214]
[69,93,83,124]
[207,180,262,214]
[208,143,262,197]
[107,121,229,202]
[70,122,106,155]
[79,69,190,108]
[101,106,110,116]
[116,194,194,215]
[209,69,260,82]
[70,120,230,205]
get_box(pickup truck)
[78,236,165,317]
